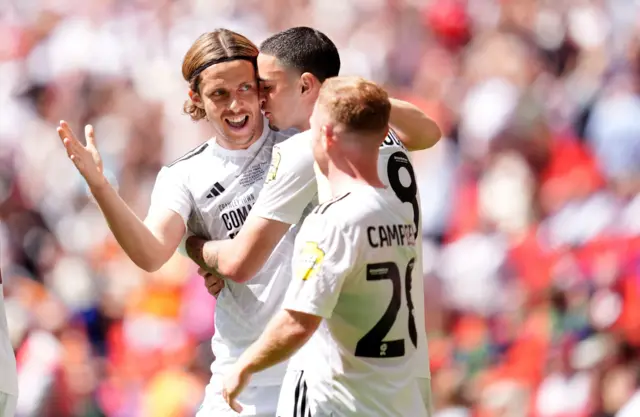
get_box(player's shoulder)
[157,140,224,188]
[153,142,207,186]
[263,126,293,147]
[308,190,375,227]
[298,193,353,245]
[274,129,312,153]
[265,130,314,184]
[312,187,407,225]
[310,192,353,217]
[271,127,300,144]
[302,188,412,252]
[165,141,211,170]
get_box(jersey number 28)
[355,259,418,358]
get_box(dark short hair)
[260,27,340,82]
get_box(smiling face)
[194,60,263,149]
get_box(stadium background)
[1,0,640,416]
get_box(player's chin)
[267,120,280,132]
[264,112,279,131]
[224,127,257,147]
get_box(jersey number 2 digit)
[355,259,418,358]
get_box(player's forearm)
[185,237,235,280]
[184,237,253,282]
[90,182,171,272]
[236,310,318,375]
[185,216,291,283]
[389,98,441,151]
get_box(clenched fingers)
[198,268,225,297]
[206,275,225,297]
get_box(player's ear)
[189,89,205,109]
[322,124,334,150]
[299,73,317,96]
[259,92,267,109]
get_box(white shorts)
[277,371,434,417]
[196,374,280,417]
[0,392,17,417]
[276,370,311,417]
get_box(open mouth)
[225,115,249,130]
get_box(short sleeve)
[251,133,317,225]
[283,216,355,318]
[147,167,192,227]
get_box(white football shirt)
[283,185,428,417]
[0,277,18,396]
[148,124,295,385]
[251,129,431,379]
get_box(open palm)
[57,120,106,188]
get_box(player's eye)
[261,84,272,92]
[211,89,227,98]
[239,83,253,92]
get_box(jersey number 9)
[387,151,419,239]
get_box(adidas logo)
[206,182,225,198]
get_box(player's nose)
[228,97,241,111]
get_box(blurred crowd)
[1,0,640,416]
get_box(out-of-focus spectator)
[616,369,640,417]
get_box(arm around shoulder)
[389,98,441,151]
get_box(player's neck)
[327,162,384,197]
[295,119,311,132]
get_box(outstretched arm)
[91,183,186,272]
[389,98,441,151]
[57,121,186,272]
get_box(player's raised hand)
[222,366,250,413]
[57,120,106,189]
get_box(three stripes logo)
[206,182,225,198]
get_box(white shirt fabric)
[148,124,295,385]
[617,390,640,417]
[0,280,18,396]
[252,129,431,379]
[283,185,427,417]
